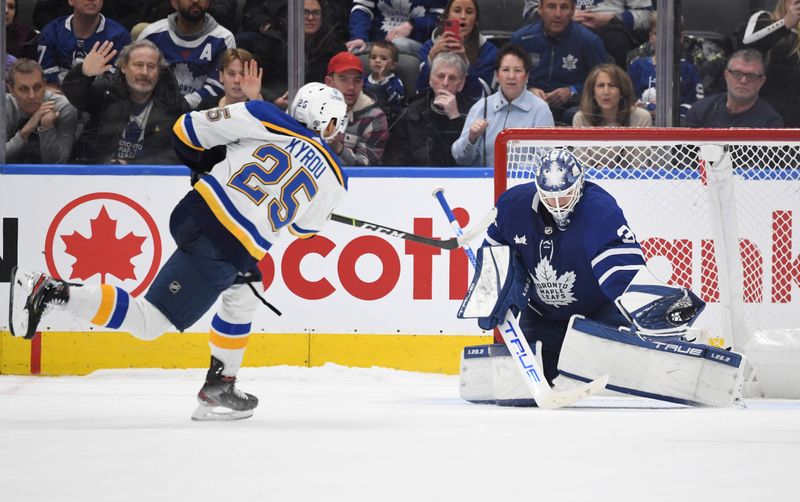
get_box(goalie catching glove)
[615,268,706,335]
[458,246,531,330]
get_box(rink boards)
[1,165,798,375]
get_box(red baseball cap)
[327,51,364,75]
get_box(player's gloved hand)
[458,246,532,331]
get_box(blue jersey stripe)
[106,288,129,329]
[211,314,252,336]
[201,176,274,253]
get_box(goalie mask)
[533,149,585,229]
[289,83,348,140]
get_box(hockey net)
[495,128,800,351]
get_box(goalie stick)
[330,207,497,251]
[432,188,608,409]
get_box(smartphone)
[443,18,462,41]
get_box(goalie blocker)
[461,315,745,407]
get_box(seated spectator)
[346,0,445,55]
[627,14,703,121]
[511,0,610,124]
[237,0,346,109]
[6,0,40,60]
[572,63,651,168]
[416,0,498,101]
[626,31,727,97]
[37,0,131,92]
[5,58,78,164]
[364,40,407,125]
[682,49,783,128]
[452,44,554,167]
[574,63,650,127]
[734,0,800,127]
[325,51,389,166]
[522,0,652,68]
[137,0,235,111]
[63,40,186,164]
[384,52,474,166]
[197,48,263,110]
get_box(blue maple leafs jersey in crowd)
[350,0,445,42]
[628,56,703,105]
[138,14,235,109]
[485,181,646,321]
[172,101,348,267]
[38,14,131,85]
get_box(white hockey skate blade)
[9,267,34,338]
[191,402,255,422]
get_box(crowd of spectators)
[3,0,796,167]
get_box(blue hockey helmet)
[533,149,585,229]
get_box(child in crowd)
[363,40,406,124]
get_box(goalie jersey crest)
[485,181,646,321]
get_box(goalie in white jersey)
[9,83,349,421]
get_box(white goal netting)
[496,128,800,350]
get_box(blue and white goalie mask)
[533,149,585,229]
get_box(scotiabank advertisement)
[0,168,495,336]
[1,166,798,342]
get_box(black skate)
[191,356,259,421]
[9,267,70,340]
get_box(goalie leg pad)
[558,316,744,407]
[459,343,544,407]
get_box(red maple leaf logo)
[61,205,147,283]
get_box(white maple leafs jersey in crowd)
[485,181,645,321]
[173,100,347,263]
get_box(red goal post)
[494,127,800,350]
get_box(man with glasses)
[682,49,782,128]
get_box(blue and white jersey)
[173,101,348,263]
[628,56,703,105]
[38,14,131,85]
[350,0,445,43]
[485,181,645,321]
[138,13,235,110]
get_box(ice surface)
[1,363,799,502]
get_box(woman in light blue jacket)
[452,44,553,167]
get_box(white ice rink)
[2,364,799,502]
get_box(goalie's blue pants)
[519,302,628,384]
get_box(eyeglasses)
[304,9,322,19]
[725,69,765,82]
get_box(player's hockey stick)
[330,207,497,251]
[432,188,608,409]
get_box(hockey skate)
[191,356,259,421]
[9,267,70,340]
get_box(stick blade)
[535,374,609,410]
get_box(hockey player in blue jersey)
[9,83,349,421]
[457,148,737,407]
[483,148,648,383]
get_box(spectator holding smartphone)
[416,0,498,100]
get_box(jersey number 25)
[228,144,318,232]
